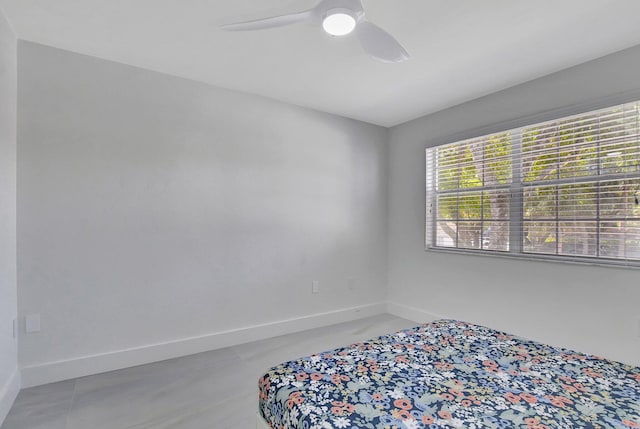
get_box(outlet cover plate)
[25,314,41,333]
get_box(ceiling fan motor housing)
[313,0,364,23]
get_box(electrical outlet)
[25,314,41,333]
[312,280,320,294]
[347,277,357,291]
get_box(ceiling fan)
[221,0,409,63]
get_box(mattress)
[258,319,640,429]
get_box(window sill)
[424,246,640,270]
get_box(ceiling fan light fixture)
[322,9,356,36]
[222,0,410,63]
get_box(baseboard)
[0,369,21,426]
[386,302,447,324]
[21,302,386,388]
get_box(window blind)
[426,101,640,267]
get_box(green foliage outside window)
[429,102,640,263]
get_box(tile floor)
[2,314,416,429]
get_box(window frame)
[424,94,640,269]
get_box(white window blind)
[426,101,640,267]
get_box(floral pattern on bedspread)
[258,319,640,429]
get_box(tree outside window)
[426,102,640,265]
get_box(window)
[426,101,640,267]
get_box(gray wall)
[0,6,18,424]
[17,42,388,375]
[388,45,640,366]
[13,35,640,389]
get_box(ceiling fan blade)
[356,20,409,63]
[221,9,313,31]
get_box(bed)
[257,319,640,429]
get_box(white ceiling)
[2,0,640,127]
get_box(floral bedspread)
[258,319,640,429]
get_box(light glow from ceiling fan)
[322,10,356,36]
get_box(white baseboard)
[0,369,21,426]
[386,302,447,324]
[21,303,386,388]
